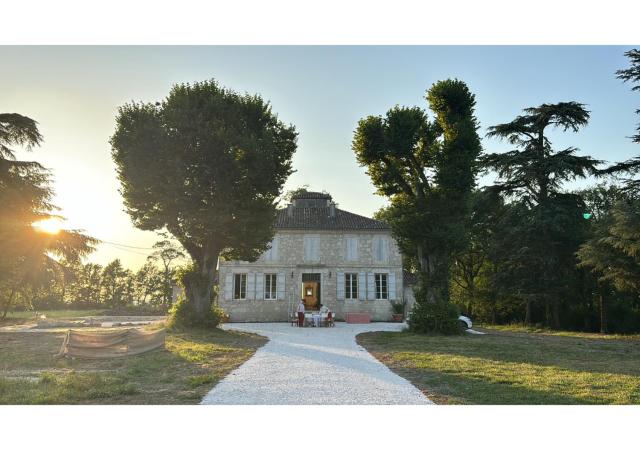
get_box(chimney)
[287,204,293,217]
[328,202,335,217]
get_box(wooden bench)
[345,313,371,324]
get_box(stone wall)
[218,230,403,322]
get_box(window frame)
[345,273,358,300]
[233,273,247,300]
[374,273,388,300]
[264,273,277,300]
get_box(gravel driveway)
[200,322,433,405]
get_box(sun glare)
[32,218,64,235]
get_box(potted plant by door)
[390,301,405,322]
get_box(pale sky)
[3,46,638,269]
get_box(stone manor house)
[218,191,407,322]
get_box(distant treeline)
[3,258,179,315]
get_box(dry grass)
[0,327,266,404]
[357,328,640,404]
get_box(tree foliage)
[599,49,640,193]
[481,102,601,327]
[0,113,97,318]
[353,80,482,318]
[110,79,297,324]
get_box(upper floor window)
[345,273,358,300]
[233,273,247,300]
[374,273,388,300]
[303,235,320,261]
[345,236,359,261]
[264,273,277,300]
[373,236,389,263]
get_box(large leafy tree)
[353,79,482,305]
[111,80,297,321]
[482,102,601,326]
[0,113,97,318]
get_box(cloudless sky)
[3,46,638,268]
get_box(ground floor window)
[234,273,247,300]
[265,273,277,300]
[345,273,358,299]
[375,273,388,300]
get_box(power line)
[98,240,155,250]
[104,246,153,257]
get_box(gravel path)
[201,322,433,405]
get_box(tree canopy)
[353,79,482,320]
[110,79,298,321]
[481,102,601,327]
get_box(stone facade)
[218,193,404,322]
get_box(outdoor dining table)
[304,313,326,327]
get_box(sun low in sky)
[32,217,64,235]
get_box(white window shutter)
[277,272,285,300]
[344,238,350,261]
[367,273,375,300]
[358,272,366,300]
[313,236,320,260]
[374,236,384,263]
[256,272,264,300]
[224,273,232,300]
[272,236,279,261]
[388,272,396,300]
[304,236,311,261]
[246,272,255,300]
[345,237,358,261]
[337,271,345,300]
[384,238,390,262]
[352,237,358,261]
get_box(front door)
[301,273,322,310]
[303,282,319,310]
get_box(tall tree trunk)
[417,245,449,304]
[552,301,560,329]
[544,297,550,327]
[524,298,532,325]
[183,242,220,317]
[1,288,17,319]
[599,293,607,334]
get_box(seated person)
[319,304,329,314]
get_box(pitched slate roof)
[275,205,390,231]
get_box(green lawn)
[357,328,640,404]
[0,327,266,404]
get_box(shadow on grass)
[359,330,640,378]
[358,331,640,404]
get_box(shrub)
[408,300,462,334]
[408,280,462,334]
[166,297,225,330]
[390,301,405,315]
